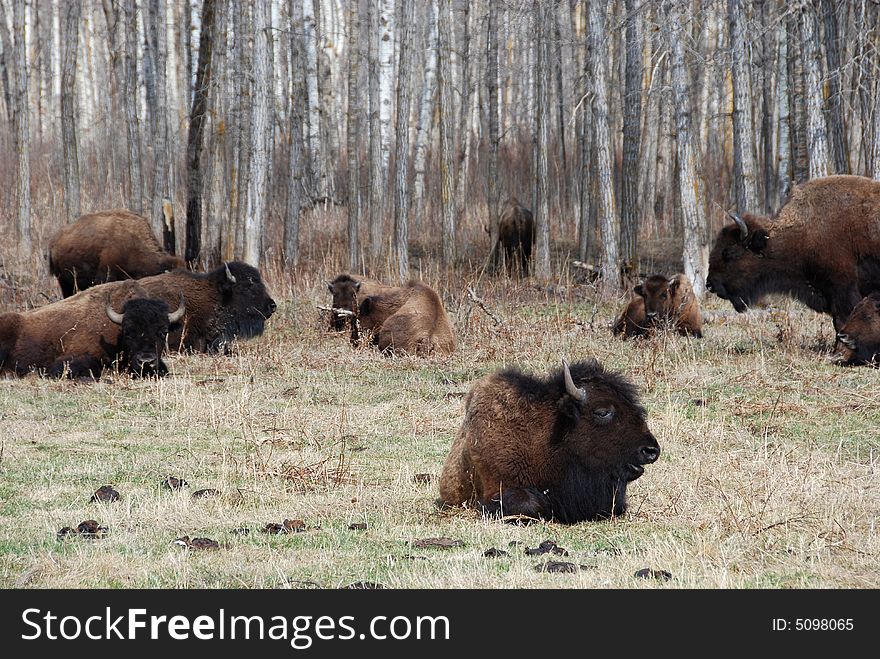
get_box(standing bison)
[491,197,535,277]
[49,209,184,298]
[357,281,456,356]
[0,280,184,378]
[438,359,660,523]
[613,274,702,338]
[706,175,880,331]
[138,261,276,353]
[830,293,880,366]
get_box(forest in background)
[1,0,879,297]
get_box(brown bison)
[357,281,456,356]
[49,209,185,298]
[612,292,650,338]
[0,280,184,378]
[138,261,276,353]
[491,197,535,276]
[613,274,702,338]
[706,175,880,331]
[326,273,388,343]
[438,359,660,523]
[830,293,880,366]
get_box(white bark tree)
[728,0,758,211]
[412,1,439,222]
[60,0,81,223]
[801,5,830,179]
[393,0,413,282]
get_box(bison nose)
[640,444,660,464]
[706,279,714,293]
[268,299,277,314]
[646,312,657,319]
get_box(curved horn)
[167,292,186,324]
[562,359,588,403]
[224,262,237,283]
[727,211,749,241]
[105,297,125,325]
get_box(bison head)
[558,359,660,484]
[831,293,880,366]
[209,261,277,349]
[106,294,185,377]
[635,274,679,323]
[327,274,362,331]
[706,212,770,313]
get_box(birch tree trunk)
[10,0,30,255]
[303,0,323,197]
[60,0,82,223]
[534,3,551,281]
[367,0,383,262]
[775,21,791,205]
[620,0,642,276]
[285,0,305,267]
[243,0,271,267]
[758,0,773,212]
[589,0,619,291]
[665,0,707,299]
[820,0,848,174]
[728,0,758,212]
[393,0,414,282]
[439,0,456,265]
[123,0,143,214]
[874,83,880,179]
[147,0,174,252]
[346,1,361,272]
[184,0,216,266]
[378,0,395,186]
[412,1,438,223]
[454,1,471,231]
[788,14,809,184]
[486,0,501,271]
[802,4,831,179]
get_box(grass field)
[1,266,878,589]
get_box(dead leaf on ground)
[634,568,673,582]
[90,485,121,503]
[162,476,189,490]
[342,582,386,589]
[191,488,221,499]
[412,473,436,484]
[174,535,220,550]
[58,520,108,540]
[348,522,368,531]
[411,537,464,550]
[534,561,592,574]
[483,547,509,558]
[525,540,569,556]
[263,519,307,534]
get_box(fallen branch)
[317,305,356,317]
[466,287,504,327]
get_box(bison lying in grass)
[49,208,184,298]
[831,293,880,366]
[438,359,660,523]
[613,274,703,338]
[0,280,184,378]
[326,273,389,342]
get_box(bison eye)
[592,407,615,423]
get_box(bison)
[0,280,184,378]
[612,291,650,338]
[491,197,535,277]
[830,293,880,366]
[138,261,276,353]
[438,359,660,523]
[326,273,389,344]
[613,274,702,338]
[357,281,456,356]
[49,209,185,298]
[706,175,880,331]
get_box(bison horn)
[105,297,125,325]
[168,292,186,324]
[727,211,749,241]
[562,359,588,403]
[224,262,237,284]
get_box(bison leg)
[47,357,104,380]
[479,486,553,523]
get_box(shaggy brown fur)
[0,280,179,378]
[707,175,880,330]
[831,293,880,366]
[49,209,184,298]
[492,197,535,277]
[438,359,660,523]
[327,273,390,343]
[612,294,650,338]
[358,281,456,356]
[139,261,276,353]
[640,273,703,337]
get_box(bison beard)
[438,359,660,524]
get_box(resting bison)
[326,273,388,342]
[138,261,276,353]
[49,209,185,298]
[491,197,535,276]
[613,274,702,338]
[612,292,650,338]
[438,359,660,523]
[706,175,880,331]
[831,293,880,366]
[0,281,184,378]
[358,281,456,356]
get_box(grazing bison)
[438,359,660,523]
[491,197,535,276]
[830,293,880,366]
[706,175,880,331]
[49,209,185,298]
[0,281,184,378]
[357,281,456,356]
[138,261,276,353]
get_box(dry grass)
[0,250,878,590]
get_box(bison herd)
[2,173,879,529]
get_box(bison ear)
[633,285,644,297]
[359,297,374,316]
[667,277,681,293]
[747,230,769,254]
[355,281,361,292]
[327,281,335,293]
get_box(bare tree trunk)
[454,0,471,225]
[856,0,875,175]
[184,0,216,266]
[378,0,395,202]
[589,0,618,291]
[665,0,707,298]
[147,0,175,252]
[788,14,809,184]
[758,0,773,212]
[821,0,848,174]
[303,0,323,198]
[346,1,361,272]
[439,0,456,266]
[233,3,252,256]
[243,0,271,267]
[486,0,501,271]
[123,0,143,214]
[620,0,642,276]
[728,0,758,212]
[285,0,305,267]
[393,0,414,282]
[5,0,30,255]
[60,0,82,223]
[874,78,880,179]
[367,0,383,263]
[775,20,791,205]
[412,1,439,223]
[802,4,831,179]
[534,2,551,281]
